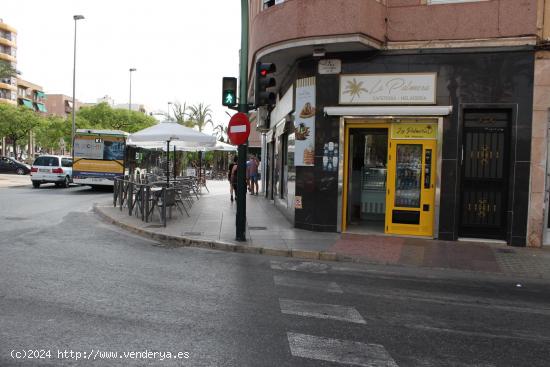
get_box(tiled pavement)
[96,180,550,280]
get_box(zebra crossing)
[271,260,399,366]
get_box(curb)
[91,204,550,280]
[93,204,343,263]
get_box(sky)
[1,0,242,134]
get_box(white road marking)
[270,260,329,274]
[273,275,343,293]
[287,332,399,367]
[280,298,366,324]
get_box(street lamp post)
[71,15,85,149]
[129,68,136,114]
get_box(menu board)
[294,77,316,166]
[394,144,422,208]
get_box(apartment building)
[44,94,86,119]
[250,0,550,248]
[17,79,46,113]
[0,19,17,105]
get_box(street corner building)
[248,0,550,248]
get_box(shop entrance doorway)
[342,120,438,238]
[345,127,389,234]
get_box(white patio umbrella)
[128,121,216,183]
[205,141,237,152]
[128,140,236,152]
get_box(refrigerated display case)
[361,167,387,219]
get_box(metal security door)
[459,110,510,239]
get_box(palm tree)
[169,101,194,128]
[213,123,228,142]
[188,103,213,132]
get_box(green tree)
[188,103,213,132]
[34,115,71,153]
[77,102,156,133]
[0,60,17,79]
[0,104,42,158]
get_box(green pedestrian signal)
[222,77,238,107]
[224,90,235,105]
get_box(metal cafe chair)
[148,187,182,226]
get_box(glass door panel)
[394,144,422,208]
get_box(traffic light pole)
[236,0,249,242]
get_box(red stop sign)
[228,112,250,146]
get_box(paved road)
[1,185,550,366]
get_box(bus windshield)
[74,137,125,161]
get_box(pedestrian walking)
[228,156,237,202]
[248,154,259,195]
[230,156,239,201]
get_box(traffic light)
[255,62,276,107]
[222,77,237,107]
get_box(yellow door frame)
[342,121,391,232]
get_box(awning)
[35,91,45,99]
[35,103,47,112]
[323,106,453,116]
[21,99,35,110]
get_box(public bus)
[72,129,129,187]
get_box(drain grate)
[249,226,267,230]
[496,248,516,254]
[184,232,203,236]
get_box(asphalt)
[1,183,550,366]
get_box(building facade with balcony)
[15,79,47,161]
[44,94,85,119]
[250,0,550,248]
[17,79,47,113]
[0,19,17,106]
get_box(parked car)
[0,156,31,175]
[30,155,73,188]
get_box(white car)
[30,155,73,188]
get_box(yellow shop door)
[385,139,437,237]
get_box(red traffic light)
[260,70,268,77]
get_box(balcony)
[250,0,539,62]
[250,0,385,78]
[0,81,16,91]
[0,52,15,63]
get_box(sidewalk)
[94,180,550,280]
[0,173,30,188]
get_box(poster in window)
[294,77,316,166]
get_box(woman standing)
[228,156,238,202]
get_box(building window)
[262,0,284,10]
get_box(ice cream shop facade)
[259,50,535,247]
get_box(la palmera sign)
[339,73,437,105]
